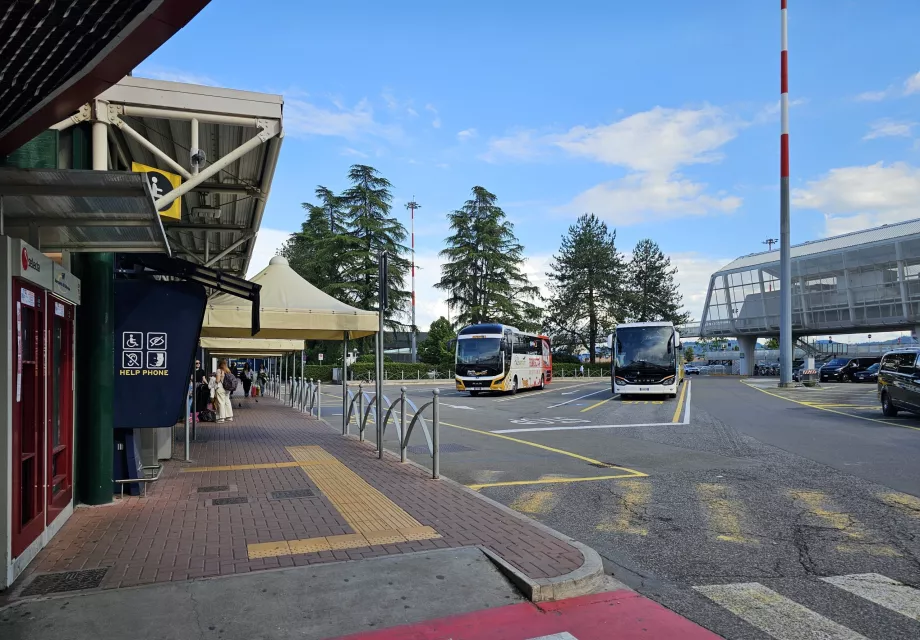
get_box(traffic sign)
[132,162,182,220]
[318,353,324,361]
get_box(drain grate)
[21,568,108,596]
[210,496,248,506]
[270,488,316,500]
[197,485,230,493]
[407,443,477,454]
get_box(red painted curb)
[331,589,721,640]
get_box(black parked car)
[819,357,880,382]
[878,348,920,416]
[854,362,880,383]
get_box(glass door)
[47,297,74,523]
[11,279,46,557]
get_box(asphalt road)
[324,377,920,640]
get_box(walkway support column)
[738,335,758,377]
[342,334,349,435]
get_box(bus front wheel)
[510,377,518,395]
[539,375,545,390]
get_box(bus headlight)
[660,375,675,384]
[615,376,627,385]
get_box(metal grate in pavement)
[270,488,316,500]
[20,568,108,596]
[197,485,230,493]
[407,443,477,454]
[210,496,248,506]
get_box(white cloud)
[904,71,920,95]
[133,65,221,87]
[754,97,808,123]
[565,173,742,224]
[854,88,893,102]
[457,128,478,141]
[670,252,733,321]
[340,147,369,158]
[481,106,744,224]
[863,118,916,140]
[425,104,441,129]
[284,96,401,141]
[553,106,739,173]
[792,162,920,235]
[247,228,292,279]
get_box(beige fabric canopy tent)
[199,337,304,355]
[201,255,378,339]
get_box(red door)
[47,297,74,524]
[11,279,46,557]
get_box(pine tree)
[436,187,541,331]
[339,165,410,325]
[282,186,344,294]
[626,239,689,324]
[418,317,456,368]
[544,214,626,364]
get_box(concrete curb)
[317,414,607,603]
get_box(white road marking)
[546,389,608,408]
[694,582,869,640]
[822,573,920,621]
[493,422,682,434]
[440,403,476,410]
[526,634,578,640]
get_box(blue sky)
[137,0,920,332]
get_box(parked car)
[878,348,920,416]
[854,362,880,383]
[819,357,880,382]
[792,364,808,382]
[684,365,700,375]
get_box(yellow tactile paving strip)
[180,461,303,473]
[247,445,441,559]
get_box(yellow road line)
[510,490,557,514]
[596,479,651,536]
[878,492,920,518]
[248,526,440,559]
[672,380,688,423]
[440,420,646,477]
[581,397,614,412]
[469,473,644,490]
[789,489,899,557]
[697,483,754,544]
[181,461,304,473]
[741,381,920,433]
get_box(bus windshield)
[615,326,675,371]
[456,338,502,365]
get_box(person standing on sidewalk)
[242,362,254,397]
[579,363,585,377]
[215,359,234,423]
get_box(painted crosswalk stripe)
[694,582,869,640]
[822,573,920,621]
[788,490,899,556]
[696,483,753,544]
[596,479,651,536]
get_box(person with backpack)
[215,359,236,423]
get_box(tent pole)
[342,334,349,435]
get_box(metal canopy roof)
[0,168,170,254]
[0,0,211,156]
[96,77,284,276]
[717,218,920,274]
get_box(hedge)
[552,364,611,377]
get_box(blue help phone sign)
[114,280,207,428]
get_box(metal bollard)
[317,380,322,420]
[343,382,349,436]
[399,387,407,463]
[357,383,364,442]
[309,378,315,416]
[432,389,440,479]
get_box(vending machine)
[1,236,80,588]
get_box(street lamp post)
[779,0,793,387]
[406,200,420,363]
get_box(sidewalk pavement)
[1,397,594,604]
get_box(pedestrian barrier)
[343,383,441,479]
[291,377,322,418]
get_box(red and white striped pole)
[779,0,793,386]
[406,199,420,363]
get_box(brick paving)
[5,397,584,597]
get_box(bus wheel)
[469,390,479,397]
[669,393,677,399]
[539,375,545,390]
[511,377,518,395]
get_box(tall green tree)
[418,317,456,368]
[436,187,541,331]
[763,337,779,350]
[626,239,689,324]
[684,346,696,363]
[282,186,349,294]
[340,165,410,325]
[544,214,625,364]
